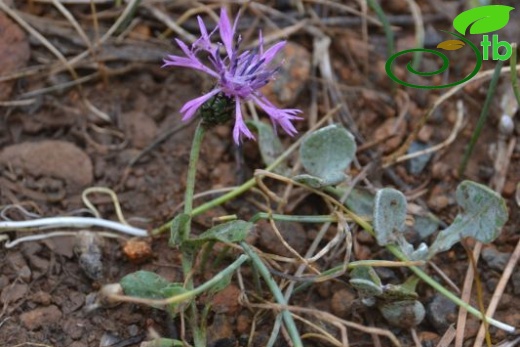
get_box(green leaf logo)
[453,5,514,35]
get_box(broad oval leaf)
[299,124,356,186]
[437,39,465,51]
[429,180,508,256]
[120,271,188,311]
[453,5,514,35]
[184,220,253,247]
[373,188,407,246]
[120,270,172,300]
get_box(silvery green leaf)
[184,220,252,247]
[246,120,289,174]
[414,215,439,240]
[410,242,429,260]
[396,236,429,261]
[429,181,508,256]
[299,124,356,186]
[373,188,407,246]
[120,271,187,310]
[345,188,375,217]
[349,266,383,298]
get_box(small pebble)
[1,283,28,304]
[127,324,139,336]
[330,289,356,317]
[417,125,434,142]
[426,294,457,333]
[428,195,450,211]
[236,311,252,335]
[431,162,451,180]
[30,291,52,306]
[407,141,433,175]
[418,331,440,347]
[499,115,514,136]
[502,180,516,198]
[378,300,425,329]
[211,284,241,315]
[20,305,62,330]
[356,231,375,245]
[482,247,511,272]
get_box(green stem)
[180,121,206,347]
[510,43,520,106]
[183,121,206,240]
[458,59,504,176]
[367,0,394,60]
[249,212,337,224]
[240,242,303,347]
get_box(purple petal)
[162,54,219,78]
[175,38,193,56]
[233,100,255,144]
[262,41,286,65]
[253,95,302,136]
[193,16,213,51]
[219,8,234,58]
[197,16,209,38]
[180,89,221,121]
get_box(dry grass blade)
[472,238,520,347]
[436,324,456,347]
[144,4,198,43]
[51,0,93,50]
[454,235,483,347]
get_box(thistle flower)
[163,8,302,144]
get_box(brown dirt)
[0,2,519,347]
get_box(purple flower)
[163,8,302,144]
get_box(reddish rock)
[211,284,241,315]
[20,305,62,330]
[0,140,93,189]
[120,111,158,149]
[260,42,310,106]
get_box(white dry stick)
[4,230,121,248]
[0,216,148,241]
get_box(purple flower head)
[163,8,302,144]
